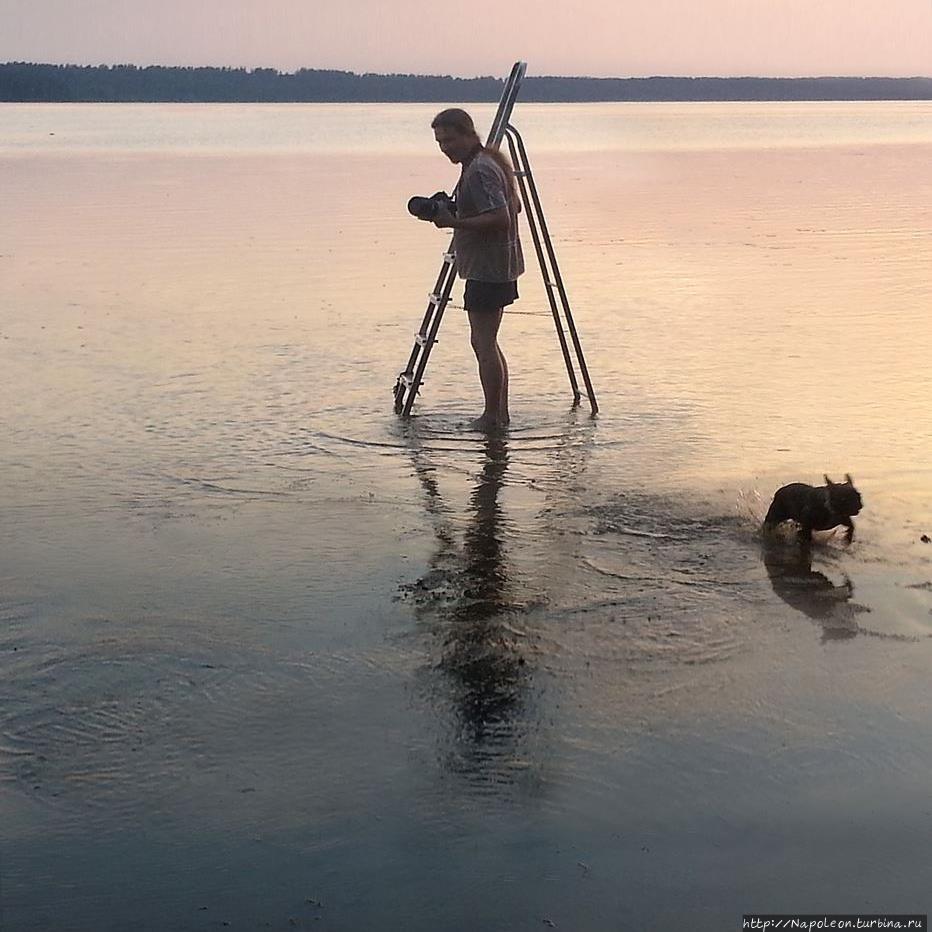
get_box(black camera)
[407,191,457,222]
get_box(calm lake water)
[2,102,932,931]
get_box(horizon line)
[3,61,931,82]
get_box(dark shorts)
[463,279,519,312]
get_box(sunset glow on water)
[2,103,931,930]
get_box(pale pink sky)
[1,0,930,77]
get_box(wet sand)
[1,104,932,930]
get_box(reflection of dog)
[763,474,863,543]
[762,544,870,640]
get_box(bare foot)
[468,415,504,432]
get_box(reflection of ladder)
[393,61,598,417]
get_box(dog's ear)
[824,474,835,486]
[844,473,854,485]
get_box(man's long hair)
[430,108,520,207]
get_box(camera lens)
[407,196,437,220]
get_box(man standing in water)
[427,109,524,431]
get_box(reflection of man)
[426,109,524,432]
[442,437,525,740]
[461,437,509,611]
[406,435,530,776]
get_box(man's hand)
[432,206,457,229]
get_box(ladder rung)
[428,293,447,305]
[415,334,436,347]
[514,170,529,177]
[397,373,417,388]
[442,252,455,263]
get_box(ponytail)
[481,145,520,209]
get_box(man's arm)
[432,205,509,233]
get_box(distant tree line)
[2,63,931,102]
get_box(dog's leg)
[764,500,785,526]
[841,516,855,543]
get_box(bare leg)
[498,345,510,425]
[467,308,507,430]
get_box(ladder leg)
[394,297,439,413]
[506,125,599,415]
[505,131,581,406]
[394,247,457,416]
[401,261,457,416]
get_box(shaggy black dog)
[763,474,863,543]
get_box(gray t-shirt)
[453,150,524,283]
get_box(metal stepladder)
[393,61,598,418]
